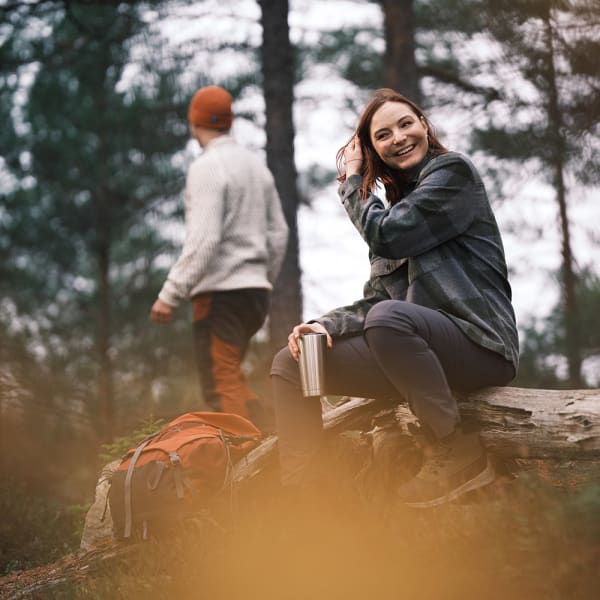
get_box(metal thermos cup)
[298,333,326,398]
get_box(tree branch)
[418,65,502,103]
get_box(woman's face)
[369,101,429,171]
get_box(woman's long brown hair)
[336,88,447,205]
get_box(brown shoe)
[397,429,495,508]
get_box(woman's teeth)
[395,145,415,156]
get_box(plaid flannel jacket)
[316,151,519,370]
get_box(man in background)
[151,85,288,430]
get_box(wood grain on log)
[460,387,600,458]
[233,387,600,485]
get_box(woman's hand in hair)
[343,136,364,176]
[287,322,332,361]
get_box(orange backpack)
[108,412,261,539]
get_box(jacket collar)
[397,153,433,194]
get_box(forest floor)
[1,468,600,600]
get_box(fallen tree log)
[233,386,600,485]
[81,385,600,552]
[458,386,600,457]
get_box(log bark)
[458,386,600,457]
[233,386,600,484]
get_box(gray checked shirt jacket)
[315,151,519,371]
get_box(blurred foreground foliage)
[7,469,599,599]
[0,479,85,576]
[0,344,272,577]
[0,415,174,576]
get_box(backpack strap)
[123,436,155,539]
[220,430,233,489]
[169,451,197,499]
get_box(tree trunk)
[95,211,114,441]
[542,7,582,388]
[258,0,303,353]
[94,43,117,441]
[380,0,420,102]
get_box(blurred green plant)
[99,416,166,464]
[0,479,86,576]
[515,268,600,387]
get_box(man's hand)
[150,299,174,323]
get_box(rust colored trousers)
[192,288,269,419]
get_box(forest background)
[0,0,599,584]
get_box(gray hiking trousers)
[270,300,515,485]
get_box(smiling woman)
[337,88,448,205]
[270,87,519,509]
[369,103,429,170]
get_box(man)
[151,85,288,429]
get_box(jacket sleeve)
[158,157,225,306]
[339,154,478,259]
[265,176,289,285]
[313,275,389,338]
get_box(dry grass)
[62,461,600,600]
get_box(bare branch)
[418,64,502,103]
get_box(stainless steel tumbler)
[298,333,327,397]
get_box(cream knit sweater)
[158,135,288,307]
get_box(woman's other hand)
[287,322,332,361]
[343,136,364,176]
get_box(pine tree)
[470,0,600,387]
[1,2,192,439]
[516,269,600,387]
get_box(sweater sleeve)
[158,156,225,306]
[339,154,478,259]
[265,176,289,285]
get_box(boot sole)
[403,457,496,509]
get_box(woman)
[271,88,518,508]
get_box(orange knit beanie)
[187,85,233,130]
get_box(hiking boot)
[397,428,494,508]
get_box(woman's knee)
[270,346,299,382]
[365,299,417,335]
